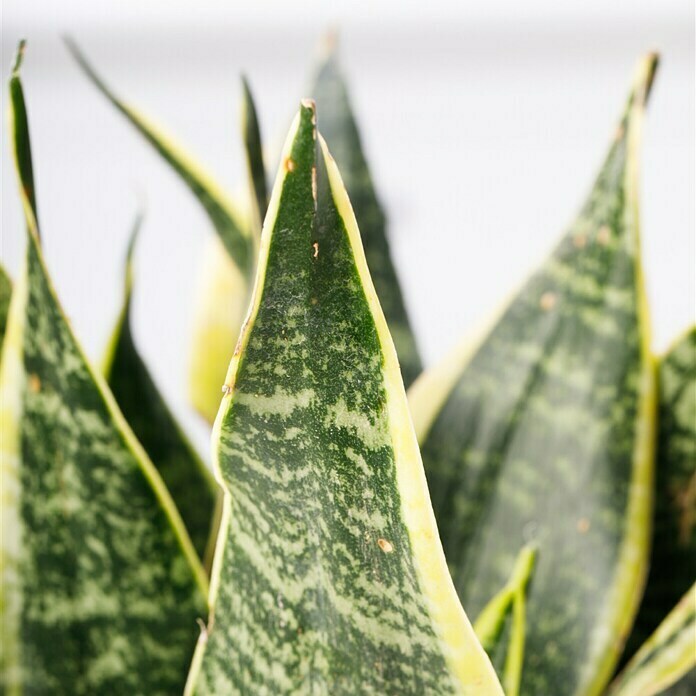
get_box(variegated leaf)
[609,583,696,696]
[310,40,422,387]
[184,101,502,695]
[620,327,696,694]
[102,216,221,566]
[0,265,12,352]
[409,54,659,695]
[0,43,207,694]
[65,38,253,277]
[241,76,268,235]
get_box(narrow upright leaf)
[410,54,659,695]
[66,38,257,423]
[102,216,220,565]
[0,265,12,351]
[1,43,207,693]
[241,76,268,234]
[185,102,502,695]
[609,583,696,696]
[65,38,253,278]
[620,327,696,694]
[310,40,422,387]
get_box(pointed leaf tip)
[12,40,27,75]
[634,52,660,106]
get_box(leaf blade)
[1,44,207,694]
[609,584,696,696]
[102,215,221,565]
[0,264,12,353]
[411,54,659,695]
[185,102,502,695]
[241,76,268,234]
[310,43,422,387]
[65,38,254,278]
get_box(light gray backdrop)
[2,0,694,456]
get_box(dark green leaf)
[1,42,207,694]
[410,54,659,695]
[184,101,502,695]
[609,584,695,696]
[241,76,268,234]
[102,215,221,566]
[310,41,422,387]
[0,264,12,352]
[65,38,254,279]
[619,327,696,694]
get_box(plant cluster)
[1,37,694,695]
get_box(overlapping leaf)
[409,54,659,694]
[102,217,220,565]
[66,39,255,423]
[0,44,207,693]
[473,545,537,696]
[310,42,422,387]
[241,76,268,234]
[184,101,502,695]
[620,327,696,694]
[609,583,696,696]
[0,265,12,351]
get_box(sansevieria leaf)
[102,215,220,565]
[409,54,659,695]
[0,265,12,352]
[184,101,502,695]
[621,327,696,694]
[1,43,207,693]
[609,583,696,696]
[66,39,256,423]
[65,39,253,277]
[241,76,268,234]
[310,39,422,387]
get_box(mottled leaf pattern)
[609,584,696,696]
[185,102,502,695]
[310,43,422,387]
[1,44,207,694]
[621,327,696,694]
[411,55,659,695]
[102,216,220,565]
[0,265,12,352]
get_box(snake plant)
[1,37,693,696]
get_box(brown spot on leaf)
[377,538,394,553]
[312,242,319,258]
[284,157,296,173]
[597,225,611,246]
[28,374,41,393]
[576,518,591,533]
[540,292,557,311]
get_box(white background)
[2,1,694,456]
